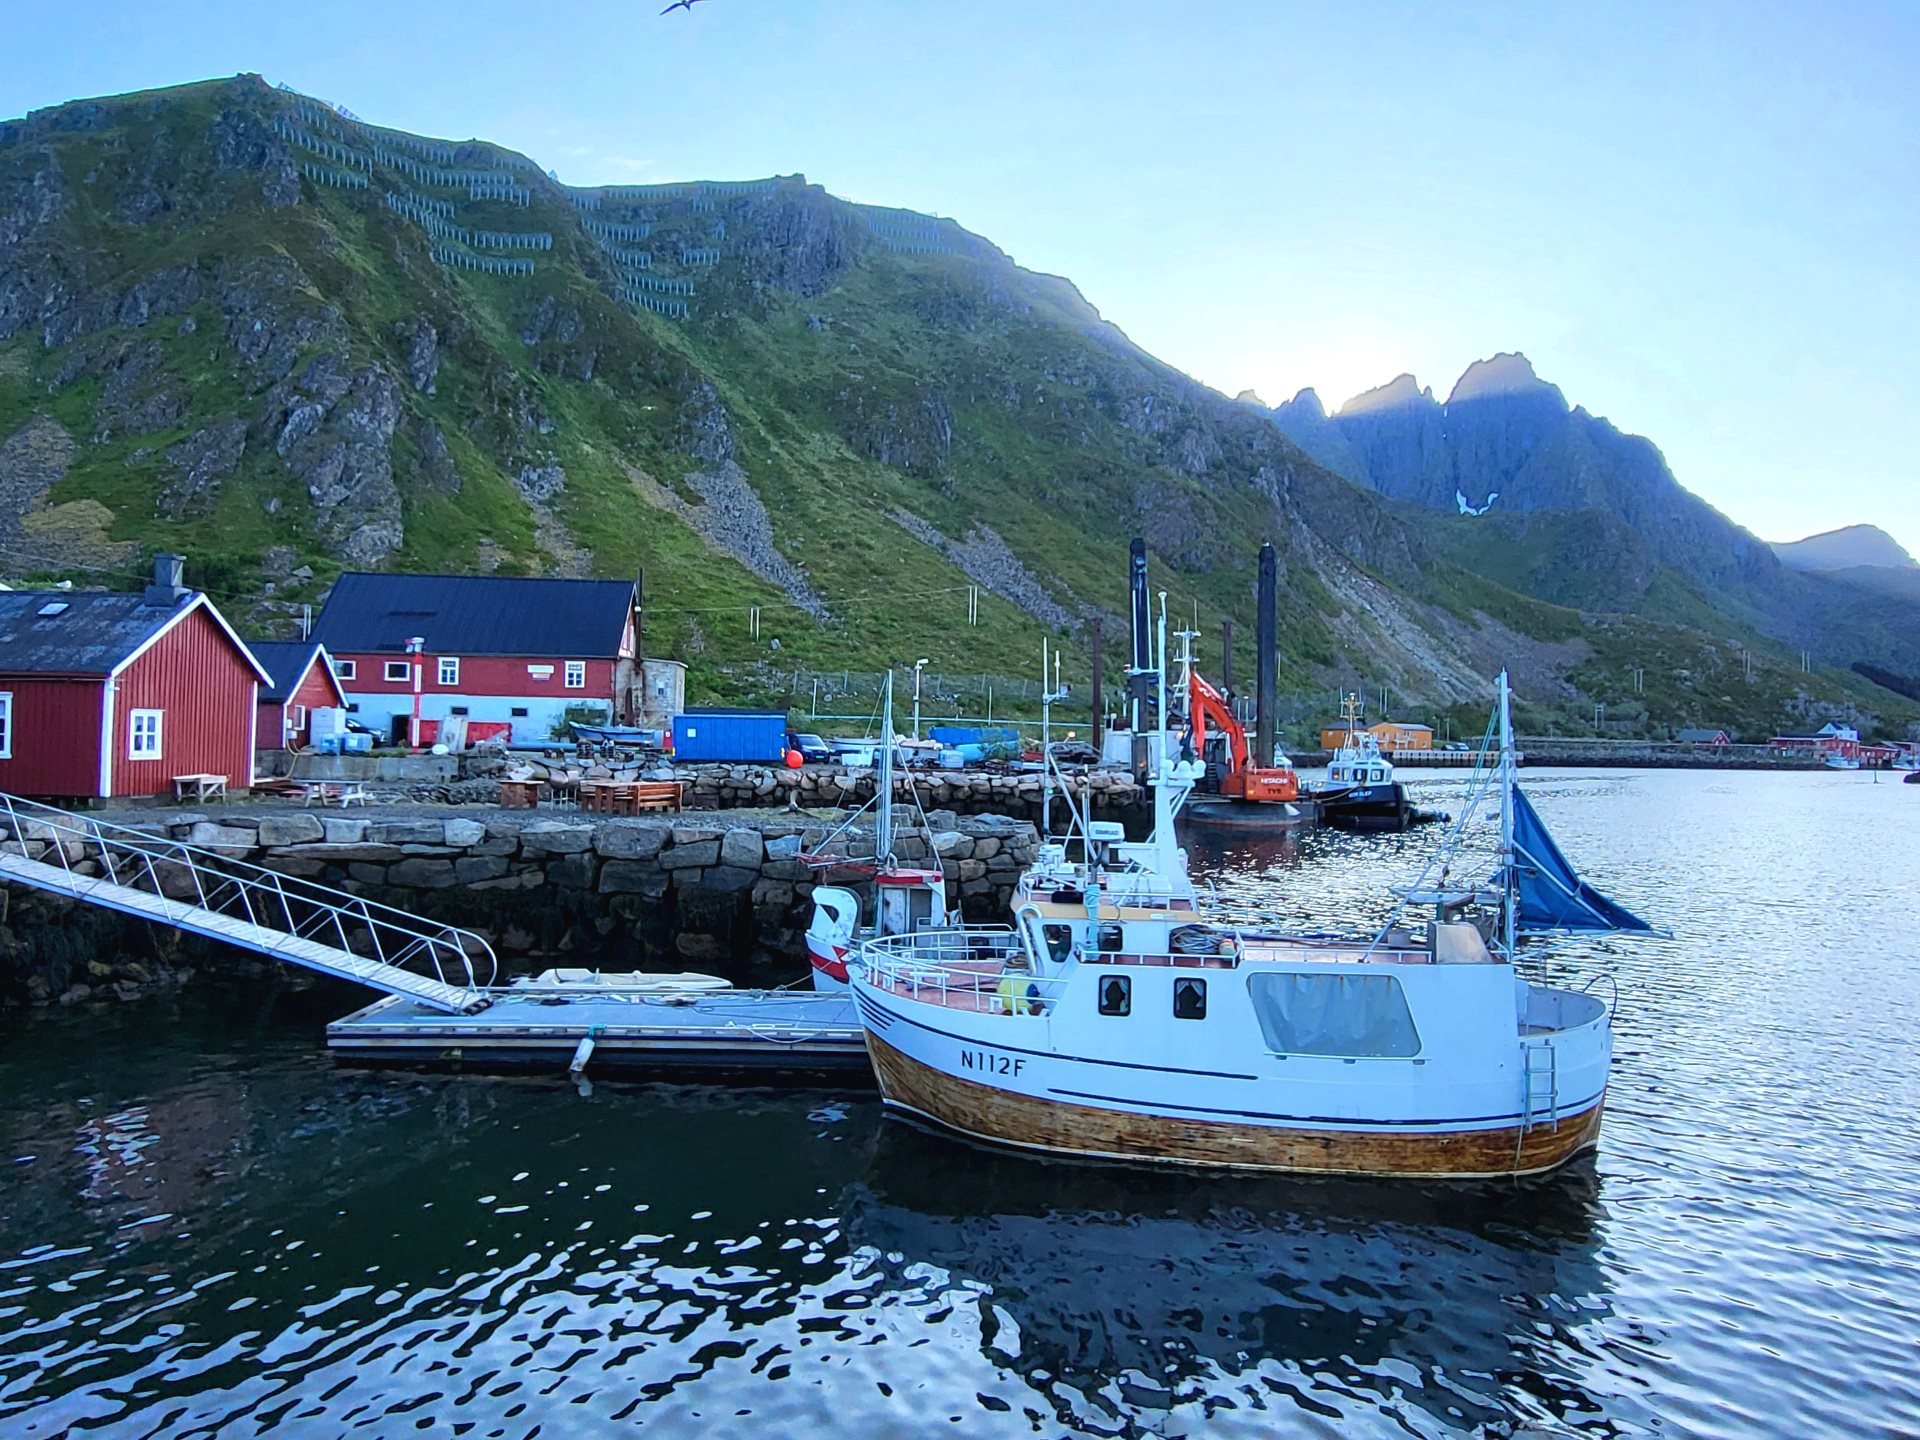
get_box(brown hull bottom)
[866,1033,1603,1180]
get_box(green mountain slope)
[0,75,1911,741]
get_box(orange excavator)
[1187,670,1299,803]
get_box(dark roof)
[0,590,196,675]
[249,640,339,703]
[1675,727,1728,742]
[311,573,637,657]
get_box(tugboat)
[804,674,954,991]
[1307,694,1418,831]
[847,630,1656,1180]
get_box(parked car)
[788,732,834,763]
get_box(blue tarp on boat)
[1510,786,1652,933]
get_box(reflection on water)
[1,770,1917,1437]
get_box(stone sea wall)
[0,809,1041,1007]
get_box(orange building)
[1319,721,1435,752]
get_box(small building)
[311,573,642,745]
[250,639,348,750]
[1768,722,1860,761]
[1318,721,1434,752]
[1675,727,1732,746]
[0,556,269,799]
[634,656,686,730]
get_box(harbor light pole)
[406,636,425,750]
[913,658,928,740]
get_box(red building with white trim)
[1767,722,1860,761]
[250,640,349,750]
[310,573,641,745]
[0,557,270,799]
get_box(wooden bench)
[630,781,682,813]
[498,778,544,810]
[172,774,228,803]
[298,782,368,808]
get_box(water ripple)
[0,770,1916,1436]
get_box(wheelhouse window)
[1043,924,1073,965]
[1172,976,1207,1020]
[437,657,459,686]
[1247,972,1420,1057]
[129,709,163,760]
[565,661,587,689]
[1097,974,1131,1016]
[0,692,11,759]
[334,659,356,681]
[384,661,410,683]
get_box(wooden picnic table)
[173,774,228,803]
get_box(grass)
[2,76,1913,740]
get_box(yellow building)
[1319,721,1435,752]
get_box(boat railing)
[858,926,1067,1015]
[0,791,498,995]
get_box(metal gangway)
[0,793,494,1014]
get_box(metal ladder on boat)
[1520,1041,1559,1135]
[0,792,494,1014]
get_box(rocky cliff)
[0,76,1911,737]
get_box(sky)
[6,1,1916,555]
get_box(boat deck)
[326,986,869,1076]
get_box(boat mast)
[1040,637,1052,841]
[1498,669,1516,960]
[878,670,895,866]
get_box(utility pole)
[407,636,425,750]
[1090,617,1105,752]
[912,658,927,740]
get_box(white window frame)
[384,660,411,683]
[129,709,163,760]
[438,657,460,686]
[565,661,587,690]
[334,659,356,681]
[288,703,307,733]
[0,691,11,759]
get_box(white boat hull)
[850,967,1609,1179]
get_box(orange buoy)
[784,748,804,769]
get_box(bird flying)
[660,0,706,13]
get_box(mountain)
[0,76,1912,740]
[1771,524,1917,573]
[1263,354,1920,683]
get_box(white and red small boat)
[805,674,955,991]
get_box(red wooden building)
[0,557,270,799]
[1767,722,1860,762]
[311,572,642,745]
[250,640,348,750]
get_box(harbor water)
[1,768,1916,1437]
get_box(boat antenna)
[878,670,896,866]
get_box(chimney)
[143,553,189,608]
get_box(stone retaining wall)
[0,809,1042,1004]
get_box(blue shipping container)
[671,710,789,763]
[928,725,1020,746]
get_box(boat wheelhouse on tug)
[847,607,1654,1179]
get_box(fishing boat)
[1822,752,1862,771]
[1306,695,1423,830]
[805,674,954,992]
[846,619,1653,1179]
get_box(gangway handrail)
[0,792,497,999]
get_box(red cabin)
[0,557,270,800]
[249,640,349,751]
[311,572,641,746]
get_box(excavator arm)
[1188,671,1250,773]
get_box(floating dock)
[326,977,870,1077]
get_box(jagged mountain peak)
[1233,388,1268,408]
[1275,387,1324,418]
[1446,351,1561,406]
[1337,373,1430,416]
